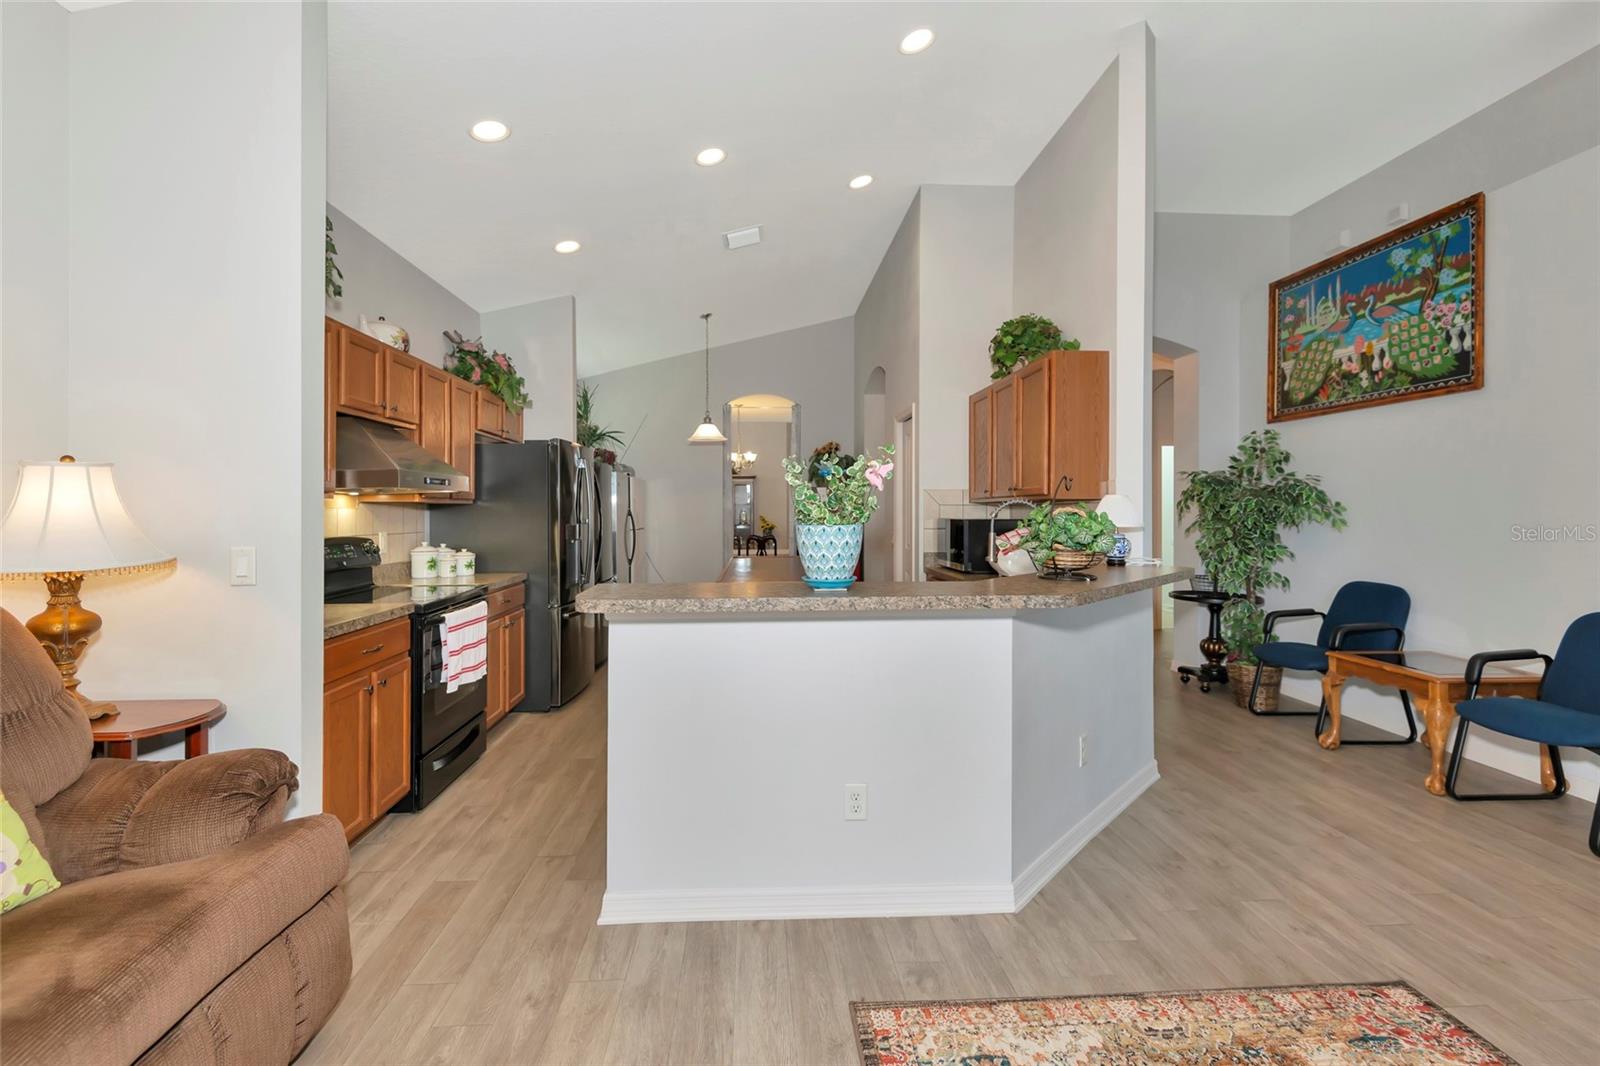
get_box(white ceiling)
[328,2,1599,376]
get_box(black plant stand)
[1169,589,1257,693]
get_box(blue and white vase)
[1107,531,1131,565]
[795,523,864,589]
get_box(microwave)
[944,517,1020,573]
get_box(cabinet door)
[484,615,508,727]
[476,389,506,440]
[324,320,338,493]
[337,328,387,416]
[1013,360,1052,497]
[991,375,1017,496]
[1048,350,1111,500]
[504,608,526,712]
[969,388,993,500]
[505,404,523,443]
[419,365,452,461]
[322,672,372,841]
[369,656,412,816]
[385,351,422,425]
[448,378,477,501]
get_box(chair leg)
[1246,663,1318,717]
[1329,688,1420,746]
[1446,720,1569,801]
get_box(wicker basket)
[1228,661,1282,711]
[1051,547,1105,572]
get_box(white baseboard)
[1010,760,1161,909]
[598,762,1161,925]
[598,881,1016,925]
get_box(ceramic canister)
[410,542,441,580]
[453,549,476,581]
[435,544,457,580]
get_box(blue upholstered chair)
[1447,612,1600,857]
[1249,581,1416,744]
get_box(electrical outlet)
[844,784,868,821]
[1078,735,1088,768]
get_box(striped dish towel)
[441,600,489,694]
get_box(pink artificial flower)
[864,459,894,491]
[470,365,482,383]
[494,353,509,369]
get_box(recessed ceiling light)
[469,119,510,143]
[695,147,727,167]
[849,174,874,190]
[898,28,935,55]
[554,240,581,254]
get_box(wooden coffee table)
[92,699,226,759]
[1320,650,1547,796]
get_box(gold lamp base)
[23,572,120,720]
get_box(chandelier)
[729,403,757,473]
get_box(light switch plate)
[230,546,257,586]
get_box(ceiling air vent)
[722,225,762,250]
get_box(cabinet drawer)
[487,581,526,618]
[326,618,410,682]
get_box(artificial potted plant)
[444,330,531,413]
[1176,430,1346,710]
[1017,502,1117,575]
[576,382,625,464]
[988,313,1081,380]
[784,443,894,589]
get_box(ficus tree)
[1176,430,1346,663]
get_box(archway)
[861,367,890,580]
[721,394,800,560]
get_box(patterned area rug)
[852,982,1517,1065]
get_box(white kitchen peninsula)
[577,556,1189,925]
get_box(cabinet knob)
[379,678,389,687]
[364,684,374,694]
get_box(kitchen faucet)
[984,498,1039,571]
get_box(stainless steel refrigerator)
[431,439,595,710]
[593,460,640,666]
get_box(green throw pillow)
[1,790,60,913]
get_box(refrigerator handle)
[593,472,604,580]
[624,509,637,567]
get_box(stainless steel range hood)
[334,415,469,495]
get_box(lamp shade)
[2,459,174,577]
[687,419,727,444]
[1095,493,1140,530]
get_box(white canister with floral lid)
[409,542,441,580]
[435,544,457,580]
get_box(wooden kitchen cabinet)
[968,389,993,500]
[475,390,507,440]
[419,364,452,462]
[448,377,477,502]
[384,350,422,426]
[504,608,527,711]
[336,327,387,417]
[967,349,1109,502]
[484,583,528,729]
[322,619,413,842]
[484,614,508,728]
[324,319,338,493]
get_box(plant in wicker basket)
[1177,429,1346,676]
[1018,503,1117,571]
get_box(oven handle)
[430,722,482,773]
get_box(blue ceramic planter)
[796,523,864,589]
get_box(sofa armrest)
[36,749,297,882]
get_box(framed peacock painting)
[1268,192,1484,422]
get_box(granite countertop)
[578,562,1191,617]
[923,551,992,582]
[322,571,527,640]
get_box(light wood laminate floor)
[302,634,1599,1065]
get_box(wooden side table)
[1320,650,1545,796]
[92,699,226,759]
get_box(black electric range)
[324,537,488,811]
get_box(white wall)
[325,203,479,369]
[60,2,326,808]
[0,0,70,507]
[583,317,855,583]
[482,295,576,442]
[853,196,920,582]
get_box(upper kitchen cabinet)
[419,364,452,461]
[475,389,507,440]
[329,318,420,429]
[968,348,1109,502]
[384,350,422,424]
[447,377,477,502]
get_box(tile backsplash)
[323,497,428,563]
[921,488,1032,558]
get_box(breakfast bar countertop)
[322,571,528,640]
[578,559,1190,616]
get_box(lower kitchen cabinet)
[484,585,528,729]
[323,623,413,842]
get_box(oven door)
[417,607,489,753]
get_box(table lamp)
[1095,493,1140,566]
[1,457,175,718]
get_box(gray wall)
[483,295,576,441]
[325,203,480,368]
[585,316,856,584]
[853,196,921,581]
[1,0,70,506]
[1013,62,1119,355]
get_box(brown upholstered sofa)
[0,609,351,1065]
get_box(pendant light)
[688,312,727,444]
